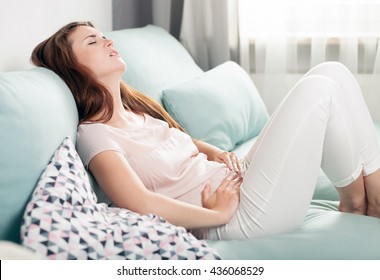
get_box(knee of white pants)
[288,74,341,109]
[306,61,351,78]
[243,74,340,167]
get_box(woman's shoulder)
[78,122,109,134]
[76,122,119,149]
[76,122,125,167]
[77,122,122,141]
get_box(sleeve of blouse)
[76,124,125,169]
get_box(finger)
[225,152,233,170]
[231,176,243,190]
[219,173,238,190]
[230,153,240,173]
[236,159,244,174]
[226,174,242,190]
[236,179,243,191]
[202,183,211,195]
[201,183,211,205]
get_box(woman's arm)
[89,150,241,229]
[193,139,242,174]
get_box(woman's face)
[69,25,126,82]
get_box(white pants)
[208,62,380,240]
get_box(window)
[239,0,380,38]
[239,0,380,74]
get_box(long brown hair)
[31,21,184,131]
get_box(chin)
[117,65,127,76]
[118,60,127,72]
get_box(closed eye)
[84,33,106,45]
[84,34,99,45]
[88,36,107,45]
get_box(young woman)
[31,21,380,240]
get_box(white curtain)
[180,0,239,70]
[238,0,380,121]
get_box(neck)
[106,83,136,128]
[99,75,126,118]
[91,72,135,125]
[109,83,125,115]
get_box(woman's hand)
[213,151,244,175]
[192,140,244,175]
[201,174,242,224]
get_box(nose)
[105,38,113,47]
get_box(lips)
[110,50,119,57]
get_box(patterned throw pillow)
[20,137,221,260]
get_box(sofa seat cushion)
[21,137,221,260]
[208,200,380,259]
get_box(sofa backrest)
[0,68,78,243]
[105,25,203,104]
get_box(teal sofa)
[1,25,380,259]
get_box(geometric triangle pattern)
[20,137,221,260]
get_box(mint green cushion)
[0,68,78,243]
[162,61,269,151]
[106,25,203,104]
[208,200,380,259]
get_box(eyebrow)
[83,34,97,41]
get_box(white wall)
[0,0,113,71]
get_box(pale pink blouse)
[76,114,230,207]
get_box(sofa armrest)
[0,241,44,260]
